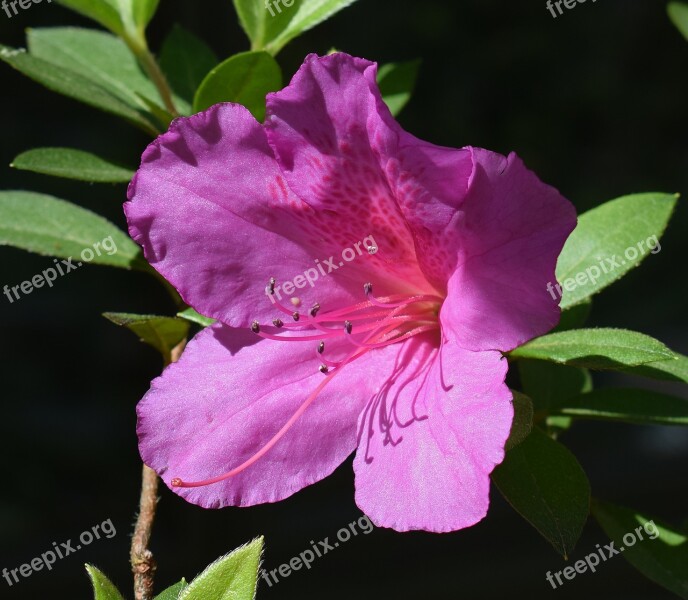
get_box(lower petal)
[138,324,398,508]
[353,334,512,532]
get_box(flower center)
[170,279,442,489]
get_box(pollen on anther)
[171,478,182,487]
[251,320,260,333]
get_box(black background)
[1,1,687,599]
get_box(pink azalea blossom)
[125,53,576,532]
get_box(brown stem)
[130,340,186,600]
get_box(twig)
[130,340,186,600]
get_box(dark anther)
[272,318,284,328]
[344,320,353,334]
[292,312,300,322]
[267,277,276,295]
[364,282,373,295]
[319,364,329,374]
[251,320,260,334]
[317,341,325,354]
[309,303,321,318]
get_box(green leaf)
[154,579,188,600]
[12,148,134,183]
[104,313,189,361]
[160,25,218,114]
[377,60,421,117]
[177,307,216,328]
[510,328,675,370]
[623,352,688,384]
[0,44,159,135]
[551,388,688,426]
[505,391,533,451]
[132,0,160,29]
[27,27,163,115]
[592,500,688,599]
[233,0,358,55]
[55,0,126,37]
[668,2,688,41]
[0,191,146,270]
[518,359,592,435]
[554,297,592,332]
[492,428,590,558]
[56,0,158,37]
[86,565,126,600]
[555,193,677,310]
[193,51,282,120]
[179,537,263,600]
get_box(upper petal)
[125,102,378,328]
[353,333,513,532]
[441,149,577,351]
[265,53,435,297]
[137,323,401,508]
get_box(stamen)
[251,320,260,334]
[273,318,284,328]
[319,364,329,374]
[309,303,321,318]
[292,312,300,322]
[344,320,353,334]
[317,341,325,354]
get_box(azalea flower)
[125,53,576,532]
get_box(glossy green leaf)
[623,352,688,384]
[556,193,677,310]
[179,537,263,600]
[56,0,158,37]
[55,0,126,37]
[518,359,592,435]
[592,500,688,599]
[133,0,160,28]
[177,308,216,328]
[377,60,421,116]
[86,565,126,600]
[234,0,358,55]
[669,2,688,41]
[0,191,146,270]
[12,148,134,183]
[160,25,218,114]
[104,313,189,361]
[154,579,188,600]
[505,391,533,451]
[492,428,590,559]
[552,388,688,426]
[193,51,281,120]
[510,328,675,370]
[0,44,158,134]
[554,297,592,332]
[27,28,163,115]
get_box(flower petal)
[125,103,372,328]
[265,53,434,296]
[441,148,577,351]
[138,324,399,508]
[353,334,512,532]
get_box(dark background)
[1,0,687,598]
